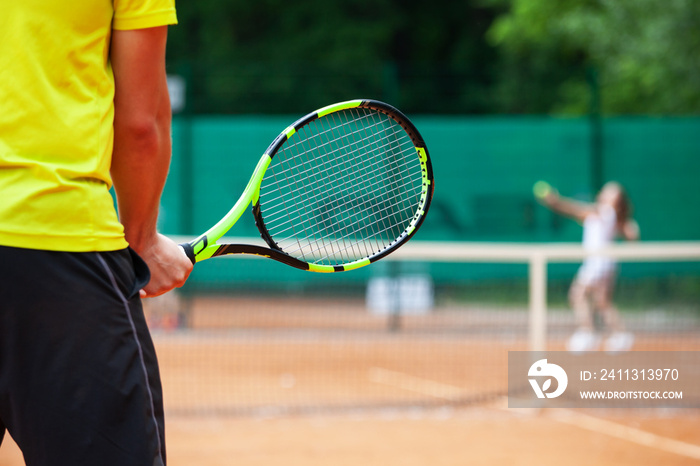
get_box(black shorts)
[0,246,165,466]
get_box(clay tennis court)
[2,296,698,465]
[2,405,699,465]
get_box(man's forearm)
[108,26,192,297]
[111,101,171,252]
[109,26,172,253]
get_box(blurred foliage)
[487,0,700,114]
[166,0,497,113]
[166,0,700,115]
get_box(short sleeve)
[113,0,177,30]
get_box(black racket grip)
[179,242,196,265]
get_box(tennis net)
[147,240,700,415]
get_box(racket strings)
[280,111,380,162]
[262,135,415,211]
[282,118,415,261]
[262,153,420,229]
[263,160,419,251]
[269,185,422,262]
[340,108,419,254]
[286,207,416,264]
[268,116,418,229]
[267,116,403,218]
[343,111,417,259]
[259,108,424,266]
[265,111,419,264]
[261,120,414,206]
[265,181,422,246]
[293,110,418,263]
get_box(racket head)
[253,99,434,272]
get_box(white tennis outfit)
[567,204,634,353]
[576,204,618,285]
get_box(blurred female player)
[535,181,640,352]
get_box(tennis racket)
[179,99,434,273]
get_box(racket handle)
[179,243,196,265]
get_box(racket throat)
[252,201,281,252]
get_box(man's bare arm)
[110,26,191,297]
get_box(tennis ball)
[533,181,552,199]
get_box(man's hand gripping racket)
[179,99,434,272]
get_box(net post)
[528,252,548,351]
[387,261,402,332]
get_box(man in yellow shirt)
[0,1,192,464]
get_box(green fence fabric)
[161,116,699,288]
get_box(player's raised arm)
[110,26,192,297]
[534,181,594,223]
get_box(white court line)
[368,367,465,401]
[368,367,700,461]
[545,409,700,461]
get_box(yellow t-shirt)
[0,0,177,252]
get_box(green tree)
[487,0,700,114]
[167,0,398,112]
[166,0,499,114]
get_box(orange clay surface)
[3,296,698,465]
[2,406,700,466]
